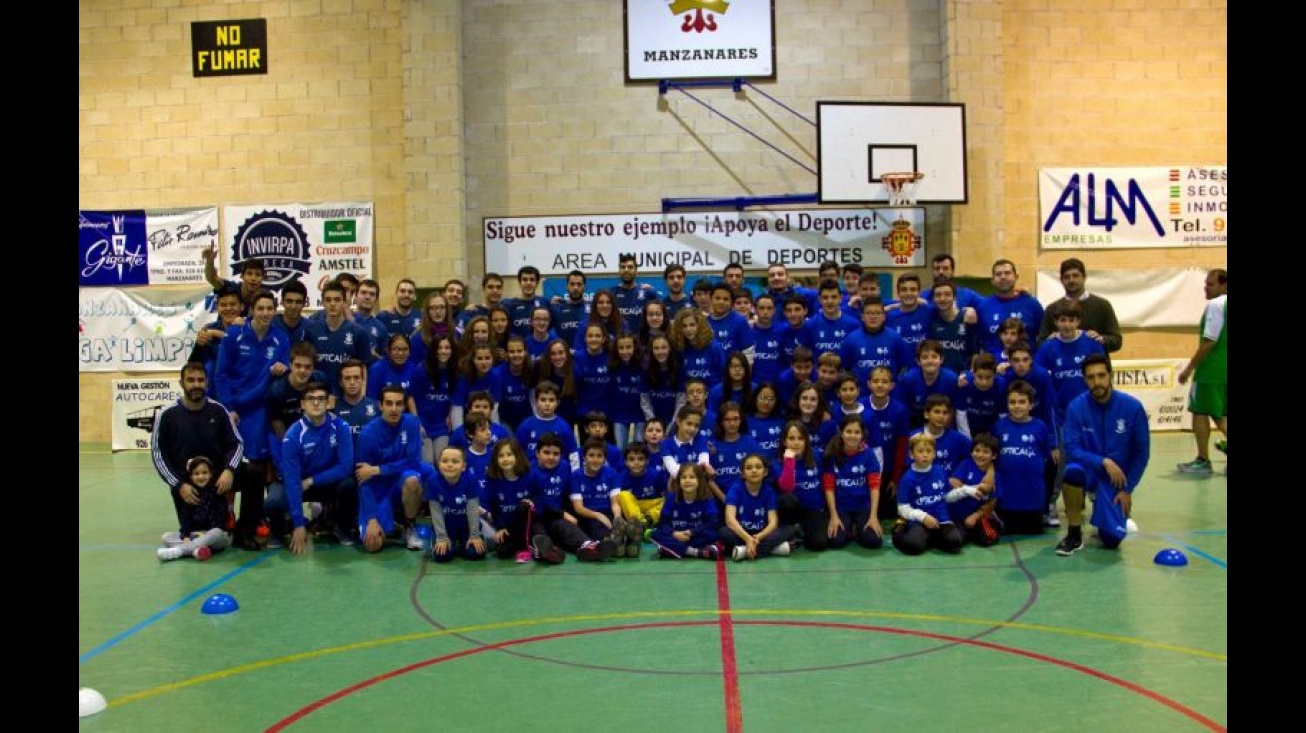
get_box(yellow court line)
[109,608,1225,708]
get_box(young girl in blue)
[452,343,503,427]
[746,382,785,455]
[368,333,420,400]
[426,446,486,562]
[708,402,761,501]
[495,336,534,431]
[641,335,682,428]
[822,415,884,550]
[650,464,720,560]
[574,323,613,418]
[708,351,755,414]
[893,433,964,555]
[774,421,828,551]
[671,308,725,388]
[410,335,458,463]
[608,332,645,448]
[485,438,550,562]
[532,339,579,425]
[722,454,793,561]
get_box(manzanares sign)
[484,208,925,276]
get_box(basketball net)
[882,172,925,206]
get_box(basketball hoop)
[881,171,925,206]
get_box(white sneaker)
[1044,504,1061,528]
[157,546,184,561]
[732,545,747,562]
[772,541,791,557]
[1126,518,1139,534]
[404,526,424,551]
[161,531,184,548]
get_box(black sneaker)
[597,538,617,561]
[1055,533,1084,556]
[531,535,566,565]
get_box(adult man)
[1055,354,1150,555]
[202,242,264,314]
[661,264,694,320]
[303,281,374,394]
[503,265,550,338]
[921,254,983,311]
[764,263,818,314]
[378,279,422,338]
[443,278,468,324]
[550,270,590,346]
[152,362,261,550]
[721,262,755,299]
[1036,258,1123,353]
[215,290,290,467]
[1176,268,1227,474]
[333,358,380,446]
[977,259,1044,356]
[613,254,659,332]
[268,381,358,554]
[273,279,310,344]
[352,278,387,352]
[458,272,505,330]
[356,384,433,552]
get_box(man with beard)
[612,253,659,333]
[1055,354,1150,556]
[152,361,263,550]
[977,259,1044,356]
[1036,258,1122,353]
[378,279,422,338]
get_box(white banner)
[1111,358,1190,432]
[1039,166,1226,249]
[484,208,926,277]
[625,0,774,81]
[110,379,184,451]
[221,202,374,307]
[1036,268,1212,329]
[78,287,210,373]
[145,208,220,285]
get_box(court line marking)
[1160,534,1227,569]
[263,620,1226,733]
[107,606,1227,708]
[714,561,742,733]
[78,552,274,665]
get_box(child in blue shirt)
[893,433,964,555]
[650,464,721,560]
[426,446,487,562]
[722,454,793,561]
[821,415,884,550]
[614,441,667,556]
[568,438,623,560]
[949,433,1001,547]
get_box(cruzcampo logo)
[670,0,728,33]
[324,220,357,244]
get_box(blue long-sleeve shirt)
[356,413,425,525]
[280,414,355,527]
[1063,389,1150,494]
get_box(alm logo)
[1043,172,1165,236]
[670,0,728,33]
[324,219,356,244]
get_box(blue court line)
[1189,530,1227,536]
[1160,534,1227,569]
[79,552,273,665]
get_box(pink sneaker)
[194,546,213,561]
[515,549,533,563]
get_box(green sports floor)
[79,433,1226,732]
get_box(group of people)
[150,247,1225,564]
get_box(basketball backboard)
[817,102,967,205]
